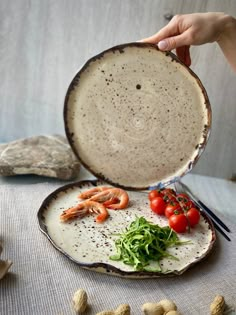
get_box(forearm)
[217,15,236,72]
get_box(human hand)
[141,13,229,66]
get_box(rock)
[0,135,80,180]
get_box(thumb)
[158,34,189,51]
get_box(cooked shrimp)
[89,188,129,210]
[60,200,109,223]
[78,186,110,199]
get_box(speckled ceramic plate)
[38,180,216,278]
[64,43,211,190]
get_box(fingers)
[140,14,192,67]
[141,17,180,44]
[142,29,191,52]
[159,32,191,51]
[140,30,171,45]
[176,46,191,66]
[142,34,192,67]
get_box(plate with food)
[64,42,211,190]
[38,180,216,278]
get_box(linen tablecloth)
[0,174,235,315]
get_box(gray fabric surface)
[0,178,235,315]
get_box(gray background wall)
[0,0,235,180]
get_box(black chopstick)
[187,199,231,242]
[175,181,231,234]
[174,181,231,241]
[211,219,231,241]
[197,200,231,233]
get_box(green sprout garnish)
[110,216,190,272]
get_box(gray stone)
[0,135,80,180]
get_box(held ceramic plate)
[38,180,216,279]
[64,43,211,190]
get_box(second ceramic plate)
[64,43,211,190]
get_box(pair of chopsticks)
[174,181,231,241]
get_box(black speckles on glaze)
[63,42,211,190]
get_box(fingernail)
[158,40,168,50]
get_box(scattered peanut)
[96,304,130,315]
[159,299,177,313]
[0,260,13,280]
[0,242,13,280]
[72,288,88,314]
[70,291,228,315]
[141,302,164,315]
[165,311,182,315]
[210,295,225,315]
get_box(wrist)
[216,14,236,72]
[217,14,236,43]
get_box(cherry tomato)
[164,202,182,218]
[161,188,177,203]
[176,193,189,203]
[148,190,163,201]
[186,208,200,227]
[162,193,176,203]
[168,213,188,233]
[150,197,166,215]
[184,200,195,210]
[162,188,176,196]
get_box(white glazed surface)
[65,44,211,189]
[39,181,215,278]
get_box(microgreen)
[110,216,190,272]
